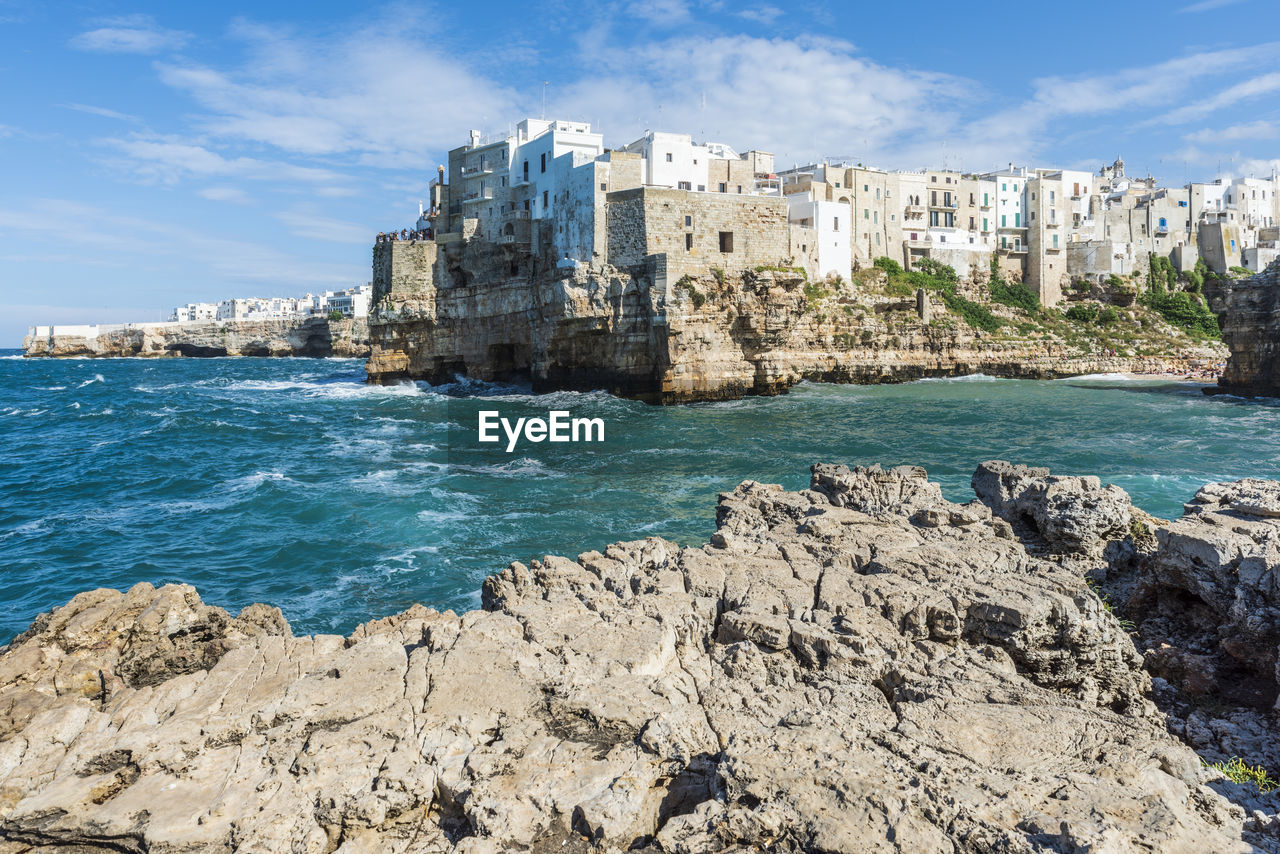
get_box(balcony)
[461,188,495,204]
[929,199,959,209]
[904,204,926,216]
[460,163,495,177]
[1045,219,1060,227]
[511,174,532,188]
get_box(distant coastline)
[22,316,370,359]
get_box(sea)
[3,349,1279,644]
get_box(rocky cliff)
[1213,260,1280,397]
[368,251,1221,403]
[23,317,370,359]
[3,462,1279,852]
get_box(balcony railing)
[461,188,495,203]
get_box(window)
[1001,215,1006,227]
[719,231,734,253]
[875,233,881,245]
[697,185,705,192]
[736,185,743,194]
[1049,191,1055,205]
[875,188,881,200]
[1015,213,1020,227]
[983,218,988,231]
[1031,192,1036,201]
[1053,233,1059,248]
[873,211,878,224]
[864,209,869,220]
[542,190,548,208]
[665,152,673,162]
[1013,183,1018,192]
[685,233,693,251]
[678,181,691,190]
[600,182,607,191]
[1030,212,1036,221]
[833,217,839,232]
[864,184,869,192]
[1001,183,1006,191]
[684,215,691,227]
[969,217,975,229]
[693,159,698,165]
[522,160,529,180]
[718,182,727,193]
[931,191,937,205]
[930,176,937,183]
[540,153,546,173]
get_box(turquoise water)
[3,349,1279,643]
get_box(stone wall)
[604,187,792,278]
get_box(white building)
[786,197,851,278]
[982,166,1029,253]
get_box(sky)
[2,0,1279,346]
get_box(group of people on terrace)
[376,229,431,244]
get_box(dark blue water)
[3,349,1279,643]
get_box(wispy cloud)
[1178,0,1245,12]
[736,5,784,25]
[102,135,352,186]
[1185,120,1278,144]
[274,209,371,244]
[69,14,191,54]
[198,186,252,204]
[1158,72,1280,124]
[57,103,139,122]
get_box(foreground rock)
[1213,259,1280,397]
[0,464,1264,851]
[22,317,370,359]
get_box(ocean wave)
[33,385,66,391]
[0,354,25,360]
[76,374,105,388]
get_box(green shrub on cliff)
[1097,307,1119,325]
[873,256,903,276]
[943,293,1001,332]
[674,275,706,310]
[1066,304,1099,323]
[1230,265,1252,278]
[1144,289,1218,337]
[327,310,345,321]
[989,279,1040,312]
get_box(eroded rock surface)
[0,465,1265,852]
[22,317,370,359]
[1214,259,1280,397]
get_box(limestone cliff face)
[23,317,370,359]
[1213,260,1280,396]
[368,242,1205,403]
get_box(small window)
[678,181,691,190]
[736,185,742,194]
[719,231,733,253]
[540,153,546,173]
[697,185,705,192]
[665,152,673,162]
[718,182,727,193]
[684,215,692,227]
[600,182,607,191]
[542,190,548,208]
[875,233,881,245]
[876,188,881,200]
[833,217,839,232]
[864,184,869,192]
[685,233,693,251]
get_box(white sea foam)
[0,354,25,360]
[1061,373,1160,383]
[34,385,66,391]
[76,374,104,388]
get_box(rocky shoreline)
[2,462,1279,851]
[21,317,370,359]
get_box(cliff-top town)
[404,116,1276,302]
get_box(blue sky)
[2,0,1278,345]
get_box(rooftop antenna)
[542,82,548,120]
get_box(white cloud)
[151,21,520,162]
[69,15,191,54]
[198,186,252,203]
[625,0,692,26]
[57,103,139,122]
[551,34,979,170]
